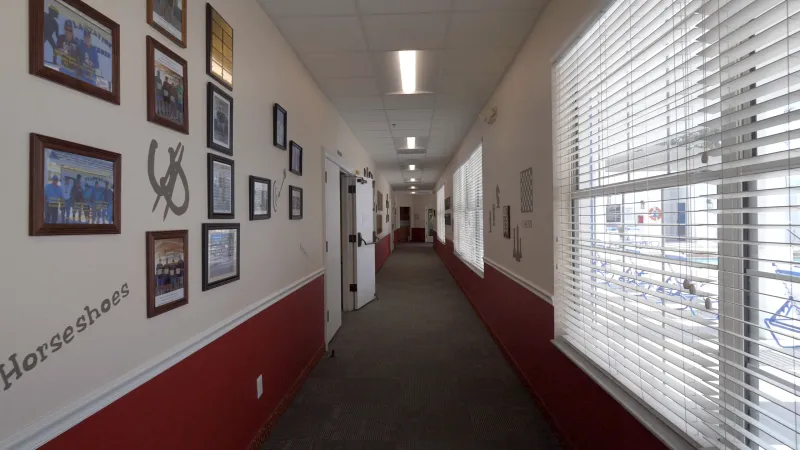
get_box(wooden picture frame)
[207,82,233,155]
[146,230,188,318]
[30,133,122,236]
[249,176,271,221]
[207,153,234,219]
[273,103,287,150]
[289,186,303,220]
[147,36,189,134]
[146,0,187,48]
[289,141,303,176]
[30,0,121,105]
[206,3,233,90]
[202,223,240,291]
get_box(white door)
[324,158,342,344]
[355,179,376,309]
[425,208,435,243]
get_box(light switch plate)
[256,375,263,399]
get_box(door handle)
[358,232,376,247]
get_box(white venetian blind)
[437,185,446,243]
[454,145,484,272]
[553,0,800,448]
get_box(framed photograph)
[386,214,389,223]
[249,176,271,221]
[289,141,303,176]
[146,230,188,318]
[147,36,189,134]
[377,191,383,211]
[30,0,120,105]
[202,223,240,291]
[30,133,121,236]
[206,3,233,90]
[503,205,511,239]
[289,186,303,220]
[273,103,287,150]
[445,213,451,226]
[377,215,383,234]
[207,82,233,155]
[207,153,234,219]
[445,196,451,210]
[146,0,187,48]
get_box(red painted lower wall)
[375,234,392,272]
[433,240,665,450]
[411,228,425,242]
[41,276,325,450]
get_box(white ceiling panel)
[277,17,367,52]
[447,11,539,48]
[331,96,385,111]
[349,121,391,132]
[383,94,436,110]
[442,47,517,75]
[258,0,357,17]
[356,130,394,139]
[301,52,374,78]
[357,0,452,14]
[391,128,428,138]
[386,109,434,121]
[454,0,546,11]
[363,14,450,51]
[318,77,380,96]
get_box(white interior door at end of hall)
[426,208,435,243]
[355,179,376,310]
[324,158,342,344]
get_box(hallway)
[262,245,561,450]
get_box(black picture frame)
[289,186,303,220]
[503,206,511,239]
[445,213,451,226]
[289,141,303,175]
[202,223,240,291]
[249,176,271,221]
[207,153,234,219]
[206,3,233,91]
[445,196,451,210]
[207,82,233,155]
[273,103,287,150]
[146,230,188,318]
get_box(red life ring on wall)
[648,207,662,221]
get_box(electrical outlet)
[256,375,263,399]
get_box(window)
[453,145,483,273]
[553,1,800,448]
[437,185,446,243]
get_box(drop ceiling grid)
[257,0,548,189]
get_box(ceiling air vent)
[397,149,426,156]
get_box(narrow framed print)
[503,205,511,239]
[289,141,303,176]
[202,223,240,291]
[147,36,189,134]
[207,82,233,155]
[207,153,234,219]
[146,230,188,318]
[273,103,287,150]
[249,176,271,221]
[30,133,121,236]
[377,215,383,235]
[30,0,120,104]
[289,186,303,220]
[206,3,233,90]
[146,0,187,48]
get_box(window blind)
[553,0,800,448]
[454,146,484,272]
[437,186,446,243]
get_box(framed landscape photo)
[289,186,303,220]
[207,153,234,219]
[146,0,187,48]
[207,82,233,155]
[289,141,303,176]
[206,3,233,90]
[273,103,287,150]
[30,0,121,104]
[147,36,189,134]
[202,223,240,291]
[30,133,121,236]
[146,230,188,318]
[249,176,271,221]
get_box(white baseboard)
[483,258,553,304]
[2,269,325,450]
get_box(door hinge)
[349,284,358,292]
[326,241,328,252]
[348,185,356,194]
[327,310,330,322]
[349,234,356,243]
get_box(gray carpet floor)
[261,244,561,450]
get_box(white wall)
[0,0,386,443]
[435,0,607,294]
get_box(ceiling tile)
[319,77,380,96]
[442,47,517,74]
[363,14,450,51]
[447,11,538,48]
[348,121,390,131]
[357,130,394,139]
[258,0,357,17]
[277,17,367,52]
[332,96,385,111]
[383,94,436,109]
[301,52,374,78]
[391,128,428,138]
[389,121,432,131]
[357,0,452,14]
[386,109,434,121]
[453,0,544,11]
[342,111,387,121]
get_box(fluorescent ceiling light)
[407,137,415,149]
[411,192,417,194]
[411,186,416,189]
[408,164,416,170]
[410,178,416,182]
[399,51,416,94]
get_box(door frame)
[324,152,357,315]
[425,208,435,243]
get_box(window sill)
[454,251,484,278]
[551,338,697,450]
